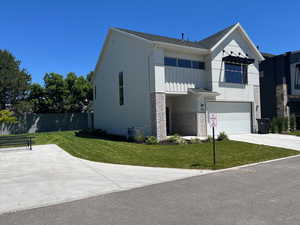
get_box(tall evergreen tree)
[0,50,31,110]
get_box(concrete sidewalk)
[229,133,300,151]
[0,144,208,215]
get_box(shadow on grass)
[74,131,128,142]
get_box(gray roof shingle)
[114,24,237,50]
[115,28,206,49]
[197,24,237,49]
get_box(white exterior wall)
[93,30,153,136]
[210,29,262,132]
[163,50,209,93]
[210,29,260,102]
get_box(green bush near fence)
[290,114,296,131]
[270,117,290,133]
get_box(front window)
[295,64,300,89]
[225,63,248,84]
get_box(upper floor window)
[164,57,205,70]
[119,72,124,105]
[94,85,96,100]
[224,63,248,84]
[164,57,177,67]
[295,64,300,89]
[178,59,192,68]
[192,60,205,70]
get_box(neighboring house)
[93,23,264,140]
[260,51,300,129]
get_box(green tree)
[86,71,95,83]
[0,50,31,110]
[44,73,69,113]
[27,72,93,113]
[65,72,93,112]
[28,83,48,113]
[0,110,17,124]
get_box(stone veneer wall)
[276,83,289,117]
[150,92,167,140]
[196,113,207,136]
[253,85,261,132]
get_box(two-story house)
[93,23,264,140]
[260,51,300,129]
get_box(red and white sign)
[208,113,217,128]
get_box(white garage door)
[207,102,252,136]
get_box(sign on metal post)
[208,113,217,167]
[208,113,217,128]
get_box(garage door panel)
[207,102,251,136]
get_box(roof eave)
[153,41,210,54]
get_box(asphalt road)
[1,156,300,225]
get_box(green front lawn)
[289,131,300,137]
[31,131,299,170]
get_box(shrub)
[133,133,145,143]
[0,110,17,124]
[270,118,278,133]
[290,114,296,131]
[167,134,187,144]
[217,132,228,141]
[145,136,159,145]
[283,117,289,132]
[190,138,202,144]
[205,135,213,143]
[277,117,284,133]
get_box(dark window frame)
[295,64,300,89]
[178,58,192,68]
[119,72,124,105]
[164,57,177,67]
[164,57,205,70]
[192,60,205,70]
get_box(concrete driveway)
[1,154,300,225]
[229,133,300,151]
[0,144,207,215]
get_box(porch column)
[150,92,167,140]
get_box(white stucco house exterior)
[93,23,264,140]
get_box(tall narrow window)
[119,72,124,105]
[295,64,300,89]
[94,85,96,100]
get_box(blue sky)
[1,0,300,83]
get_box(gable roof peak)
[197,23,239,49]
